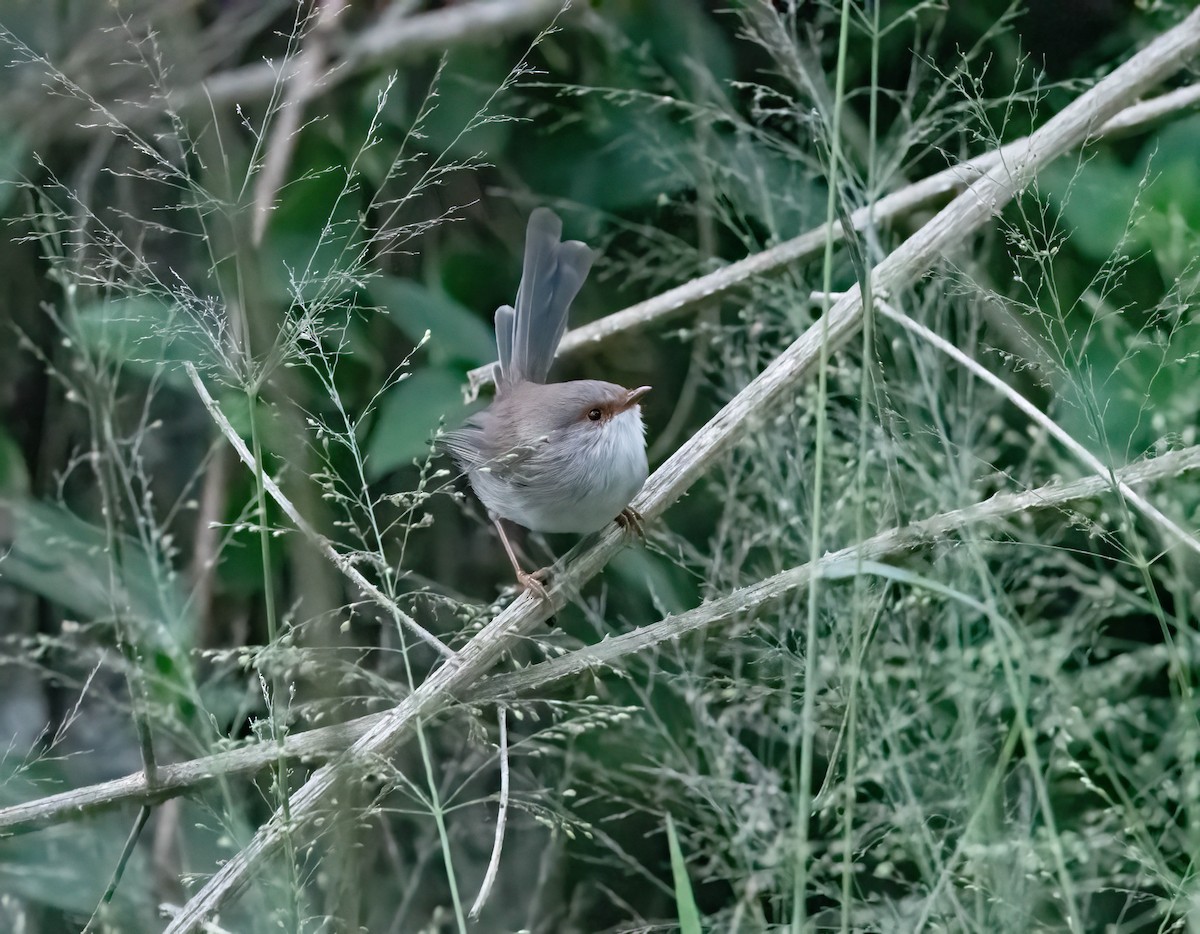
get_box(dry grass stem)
[468,708,509,919]
[874,298,1199,556]
[185,362,456,659]
[3,443,1195,837]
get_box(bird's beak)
[619,385,652,413]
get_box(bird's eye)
[587,408,602,421]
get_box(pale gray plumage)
[443,379,647,533]
[442,209,650,591]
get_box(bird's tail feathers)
[498,208,594,387]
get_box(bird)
[441,208,650,598]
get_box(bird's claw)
[615,507,646,540]
[517,567,551,602]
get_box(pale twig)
[873,298,1200,556]
[189,444,231,648]
[3,444,1196,836]
[466,82,1200,397]
[161,13,1200,928]
[481,444,1200,699]
[250,0,349,246]
[184,362,455,659]
[164,0,568,118]
[468,708,510,920]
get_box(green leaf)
[0,498,193,652]
[610,547,693,616]
[371,277,496,366]
[440,248,512,316]
[366,368,469,480]
[1143,115,1200,219]
[73,296,209,386]
[1041,115,1200,276]
[0,771,152,920]
[617,0,735,90]
[1040,156,1139,261]
[420,47,515,158]
[0,125,28,214]
[1137,114,1200,279]
[214,390,286,447]
[665,812,703,934]
[218,388,256,437]
[262,135,366,305]
[517,103,692,212]
[0,425,29,495]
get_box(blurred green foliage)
[0,0,1197,931]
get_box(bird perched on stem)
[442,208,650,599]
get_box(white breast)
[471,407,648,534]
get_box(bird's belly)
[500,480,636,533]
[471,439,648,534]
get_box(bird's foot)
[516,567,551,602]
[615,507,646,540]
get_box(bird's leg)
[615,507,645,540]
[491,515,550,601]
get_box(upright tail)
[494,208,594,388]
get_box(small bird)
[442,208,650,597]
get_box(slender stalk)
[82,805,152,934]
[794,0,853,926]
[415,720,467,933]
[185,363,454,659]
[469,709,509,920]
[841,4,883,929]
[246,389,301,927]
[872,299,1200,558]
